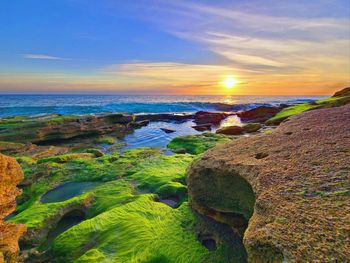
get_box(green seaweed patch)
[37,153,95,164]
[51,197,209,263]
[167,133,231,155]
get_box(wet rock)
[194,111,230,125]
[160,128,176,133]
[191,124,212,131]
[188,104,350,262]
[131,120,150,129]
[237,106,283,123]
[216,126,243,135]
[0,154,26,263]
[242,123,262,133]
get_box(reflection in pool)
[41,182,100,203]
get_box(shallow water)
[41,182,100,203]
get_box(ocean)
[0,94,325,117]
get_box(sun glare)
[222,76,238,89]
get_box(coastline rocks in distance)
[237,106,283,123]
[187,104,350,262]
[0,154,26,263]
[134,113,194,122]
[194,111,230,125]
[216,126,243,135]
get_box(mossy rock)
[266,94,350,125]
[167,133,231,155]
[242,123,262,133]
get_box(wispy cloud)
[22,54,66,60]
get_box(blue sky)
[0,0,349,94]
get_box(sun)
[222,76,238,89]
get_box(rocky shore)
[0,87,349,262]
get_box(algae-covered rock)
[242,123,262,133]
[266,88,350,125]
[167,133,232,154]
[188,104,350,262]
[0,113,134,144]
[237,106,283,123]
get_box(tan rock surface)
[188,105,350,262]
[0,154,26,263]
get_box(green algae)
[94,136,116,145]
[167,133,231,155]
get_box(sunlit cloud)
[22,54,66,60]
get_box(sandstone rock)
[188,105,350,262]
[237,106,283,123]
[216,126,243,135]
[194,111,230,125]
[0,154,26,263]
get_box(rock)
[0,113,135,144]
[332,87,350,97]
[160,128,176,133]
[131,120,150,129]
[216,126,243,135]
[0,154,26,263]
[85,149,104,157]
[237,106,282,123]
[242,123,262,133]
[187,104,350,262]
[266,88,350,125]
[192,124,212,131]
[194,111,230,125]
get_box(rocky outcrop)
[237,106,283,123]
[332,87,350,97]
[0,114,134,144]
[188,105,350,262]
[0,154,26,263]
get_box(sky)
[0,0,349,95]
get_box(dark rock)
[237,106,282,123]
[332,87,350,97]
[194,111,230,125]
[192,124,212,131]
[216,126,243,135]
[160,128,176,133]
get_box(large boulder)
[188,104,350,262]
[0,154,26,263]
[216,126,243,135]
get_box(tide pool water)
[0,94,324,117]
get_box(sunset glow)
[0,1,349,95]
[222,76,238,89]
